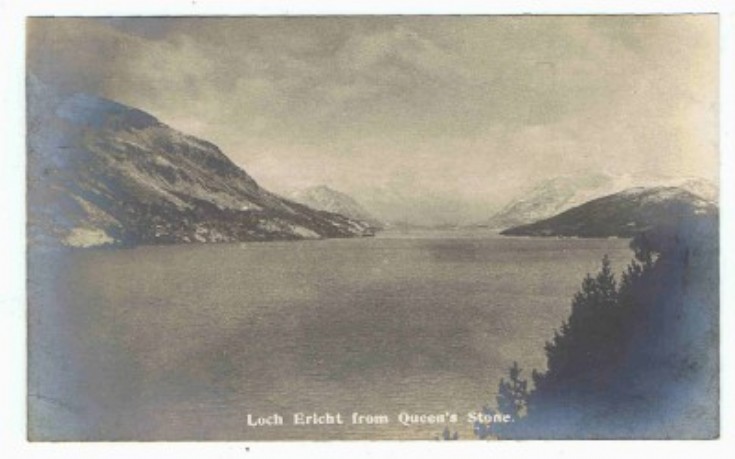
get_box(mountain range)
[500,186,718,238]
[482,174,717,231]
[27,78,374,248]
[28,77,719,246]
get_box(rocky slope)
[500,186,718,238]
[289,185,383,230]
[27,79,374,248]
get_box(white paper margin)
[1,1,733,458]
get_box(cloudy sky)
[27,16,718,224]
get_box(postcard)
[24,12,721,443]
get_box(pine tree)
[533,256,621,395]
[479,216,718,438]
[474,361,529,439]
[496,361,528,419]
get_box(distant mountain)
[289,185,383,230]
[500,186,718,238]
[483,174,718,231]
[27,78,374,248]
[482,174,624,230]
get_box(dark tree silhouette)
[529,255,632,409]
[474,361,529,439]
[497,362,528,419]
[478,214,719,439]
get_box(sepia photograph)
[24,13,721,442]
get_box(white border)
[3,0,731,15]
[1,1,733,458]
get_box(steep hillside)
[27,79,373,247]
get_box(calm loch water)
[29,231,633,440]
